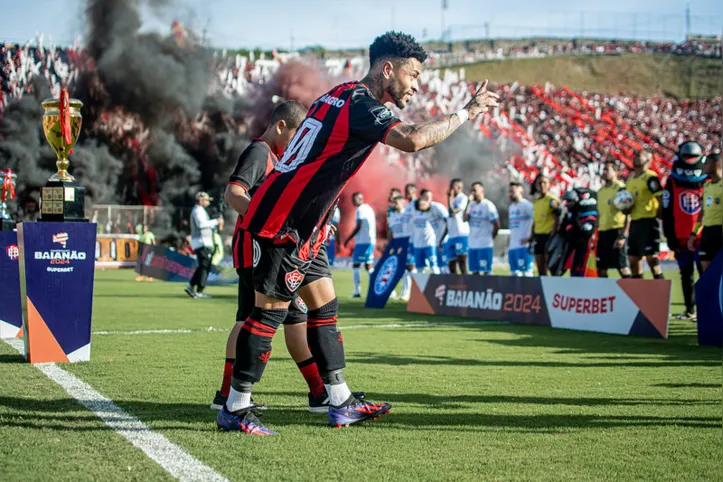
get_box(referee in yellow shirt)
[624,150,665,279]
[527,174,560,276]
[596,161,632,278]
[689,152,723,273]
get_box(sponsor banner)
[695,251,723,347]
[18,222,96,362]
[95,234,139,268]
[0,231,22,338]
[408,274,671,338]
[365,237,409,309]
[135,243,238,285]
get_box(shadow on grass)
[0,394,719,433]
[0,353,25,364]
[345,352,720,368]
[654,383,722,389]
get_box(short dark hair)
[471,181,484,189]
[352,192,363,199]
[392,195,404,202]
[451,178,463,186]
[419,188,431,196]
[405,183,417,191]
[369,31,427,67]
[269,100,307,130]
[509,181,523,188]
[390,187,401,194]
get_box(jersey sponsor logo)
[252,240,261,267]
[285,269,304,292]
[318,93,345,108]
[6,244,19,261]
[373,256,398,295]
[679,190,702,215]
[370,106,393,125]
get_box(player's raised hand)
[464,80,499,118]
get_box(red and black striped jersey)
[229,139,277,268]
[241,82,401,245]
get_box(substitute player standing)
[689,151,723,275]
[465,181,500,275]
[509,181,535,276]
[596,161,632,278]
[220,31,498,435]
[344,192,377,297]
[446,179,470,274]
[625,150,665,279]
[411,189,448,273]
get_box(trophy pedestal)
[40,181,86,222]
[17,222,96,363]
[0,231,22,339]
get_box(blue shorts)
[415,246,438,270]
[508,247,533,274]
[406,241,415,266]
[352,243,374,265]
[469,247,494,273]
[447,236,469,257]
[439,245,448,266]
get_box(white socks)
[352,268,361,295]
[226,386,252,412]
[401,271,410,297]
[326,382,353,407]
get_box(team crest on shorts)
[285,269,304,292]
[294,297,308,313]
[252,240,261,267]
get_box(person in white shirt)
[344,192,376,297]
[465,182,500,275]
[186,191,223,298]
[411,189,448,274]
[325,204,341,267]
[387,194,414,299]
[507,181,534,276]
[446,178,470,274]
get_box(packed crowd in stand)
[2,33,721,201]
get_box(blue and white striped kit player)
[508,198,534,276]
[467,198,499,274]
[411,200,448,273]
[447,191,470,261]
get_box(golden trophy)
[40,89,86,222]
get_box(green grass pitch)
[0,270,721,481]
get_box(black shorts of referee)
[627,218,660,257]
[698,226,723,262]
[596,228,629,270]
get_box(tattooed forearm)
[386,114,463,152]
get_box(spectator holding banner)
[465,181,500,275]
[186,192,222,299]
[596,162,632,278]
[344,192,376,298]
[625,150,665,280]
[529,175,560,276]
[508,182,535,276]
[690,151,723,275]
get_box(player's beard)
[387,80,408,109]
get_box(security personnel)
[662,141,707,320]
[689,151,723,275]
[625,149,664,279]
[596,161,632,278]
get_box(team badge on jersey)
[285,269,304,293]
[679,190,701,215]
[370,106,393,124]
[252,240,261,267]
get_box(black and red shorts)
[233,228,307,323]
[251,234,332,302]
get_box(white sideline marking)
[2,338,228,482]
[92,320,504,336]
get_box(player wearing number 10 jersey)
[219,31,499,436]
